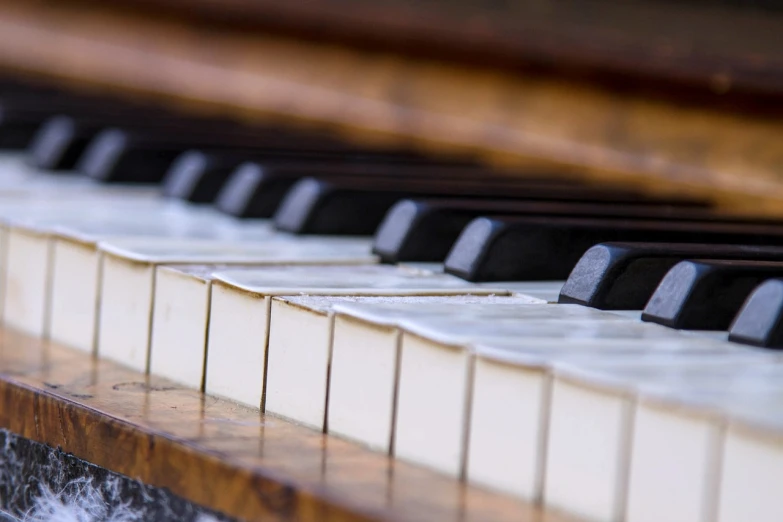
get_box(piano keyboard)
[3,80,783,522]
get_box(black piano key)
[559,243,783,310]
[27,106,182,171]
[371,198,781,264]
[444,216,783,282]
[76,125,262,184]
[728,279,783,348]
[641,260,783,330]
[373,199,479,263]
[77,128,188,183]
[0,91,149,150]
[27,115,101,171]
[162,151,248,203]
[274,178,415,235]
[213,162,299,218]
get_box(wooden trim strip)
[0,328,580,522]
[0,1,782,213]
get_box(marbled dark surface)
[0,430,234,522]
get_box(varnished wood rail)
[0,327,581,522]
[1,1,783,213]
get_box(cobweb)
[20,478,220,522]
[0,430,226,522]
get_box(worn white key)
[205,265,510,410]
[97,236,375,374]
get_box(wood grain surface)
[1,1,783,213]
[0,327,582,522]
[38,0,783,96]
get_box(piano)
[0,0,782,521]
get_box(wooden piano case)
[0,0,781,520]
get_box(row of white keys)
[266,294,546,434]
[46,214,276,351]
[546,355,766,521]
[327,301,632,464]
[381,305,709,480]
[96,235,377,373]
[2,202,273,340]
[293,299,775,511]
[548,354,783,522]
[199,265,516,408]
[467,338,745,505]
[1,197,173,334]
[145,245,396,385]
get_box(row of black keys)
[3,83,783,349]
[560,243,783,348]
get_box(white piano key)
[720,420,783,522]
[626,398,722,522]
[3,226,52,336]
[328,296,549,452]
[98,236,375,373]
[206,265,510,410]
[545,353,779,522]
[269,295,538,436]
[393,308,694,480]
